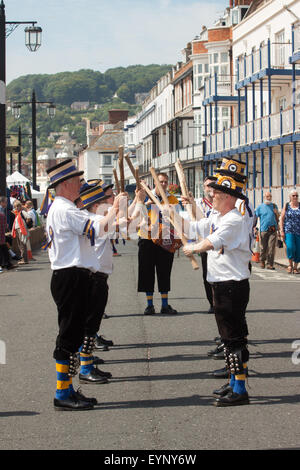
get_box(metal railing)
[205,105,297,154]
[236,40,293,83]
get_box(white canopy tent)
[6,171,31,186]
[6,171,44,207]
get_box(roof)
[88,129,124,152]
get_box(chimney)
[108,109,129,124]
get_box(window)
[275,30,285,66]
[221,52,228,63]
[214,53,219,64]
[103,155,112,166]
[279,97,287,111]
[104,177,112,186]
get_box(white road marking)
[251,266,300,282]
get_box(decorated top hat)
[215,157,247,181]
[47,159,83,189]
[79,178,114,195]
[208,173,247,200]
[79,183,111,210]
[88,178,114,191]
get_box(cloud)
[5,0,225,83]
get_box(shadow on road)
[0,411,40,417]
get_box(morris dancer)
[183,164,252,406]
[138,172,180,315]
[77,181,145,385]
[44,160,126,411]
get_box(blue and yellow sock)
[80,352,94,375]
[233,363,247,394]
[55,360,71,400]
[229,374,235,388]
[146,292,153,307]
[160,292,168,308]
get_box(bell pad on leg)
[81,336,96,355]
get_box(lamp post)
[0,0,42,195]
[12,90,55,190]
[6,126,31,173]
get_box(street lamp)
[25,25,42,52]
[6,126,31,173]
[11,90,56,190]
[0,0,42,195]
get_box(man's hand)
[183,244,196,257]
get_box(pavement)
[0,241,300,451]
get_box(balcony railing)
[236,39,293,83]
[204,74,233,100]
[205,105,296,155]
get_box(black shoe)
[79,368,109,384]
[96,335,114,347]
[160,304,177,315]
[214,391,250,407]
[93,355,105,365]
[93,339,109,352]
[54,395,94,411]
[207,305,214,313]
[213,383,232,397]
[71,388,98,405]
[93,367,112,379]
[207,343,224,357]
[144,305,155,315]
[214,336,222,345]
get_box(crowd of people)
[255,190,300,273]
[2,156,299,412]
[0,195,40,272]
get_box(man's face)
[204,179,214,199]
[265,192,272,203]
[155,175,168,195]
[211,189,227,212]
[66,176,81,200]
[0,199,7,208]
[105,188,115,203]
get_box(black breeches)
[85,273,109,336]
[138,238,174,293]
[51,267,90,360]
[212,279,249,351]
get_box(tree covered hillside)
[7,64,172,105]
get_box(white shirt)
[46,196,101,271]
[190,208,252,282]
[78,210,114,275]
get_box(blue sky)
[5,0,227,84]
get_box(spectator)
[279,190,300,274]
[0,197,15,270]
[24,200,38,227]
[11,200,31,265]
[255,192,279,270]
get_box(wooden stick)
[147,168,199,270]
[113,169,120,194]
[124,153,141,190]
[175,159,201,221]
[135,168,141,190]
[118,146,125,192]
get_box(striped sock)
[55,360,71,400]
[233,363,247,394]
[146,292,153,307]
[160,292,168,308]
[80,352,94,375]
[229,374,235,388]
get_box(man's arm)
[183,238,214,256]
